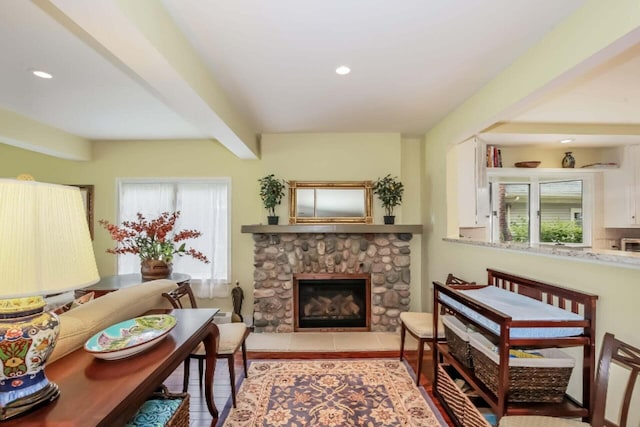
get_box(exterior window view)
[493,180,584,245]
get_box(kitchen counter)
[444,238,640,269]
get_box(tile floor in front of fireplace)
[245,331,420,352]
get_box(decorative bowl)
[514,161,541,168]
[84,314,176,360]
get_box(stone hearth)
[249,232,414,333]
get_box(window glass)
[539,180,583,244]
[495,183,530,243]
[117,179,230,286]
[490,176,590,246]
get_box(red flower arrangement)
[99,211,210,264]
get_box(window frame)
[489,172,593,247]
[115,177,232,280]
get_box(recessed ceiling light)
[335,65,351,75]
[32,70,53,79]
[560,138,574,144]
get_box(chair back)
[591,333,640,427]
[162,283,199,309]
[440,274,475,315]
[445,273,474,285]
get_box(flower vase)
[141,260,172,281]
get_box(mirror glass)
[316,189,366,217]
[296,189,315,217]
[289,181,373,224]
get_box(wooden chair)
[499,332,640,427]
[399,273,473,384]
[162,283,250,408]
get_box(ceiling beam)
[39,0,259,159]
[485,122,640,136]
[0,108,92,160]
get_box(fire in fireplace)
[293,274,371,331]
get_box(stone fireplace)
[244,225,418,333]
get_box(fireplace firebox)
[293,274,371,331]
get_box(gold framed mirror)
[289,181,373,224]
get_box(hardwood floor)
[163,350,453,427]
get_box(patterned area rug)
[221,359,445,426]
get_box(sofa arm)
[50,279,179,363]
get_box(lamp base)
[0,382,59,420]
[0,297,61,419]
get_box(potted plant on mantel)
[259,174,286,225]
[373,174,404,224]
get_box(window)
[490,175,592,246]
[493,183,530,243]
[117,179,230,296]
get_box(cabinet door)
[457,139,478,227]
[604,145,638,227]
[457,138,490,228]
[632,145,640,225]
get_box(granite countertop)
[444,237,640,269]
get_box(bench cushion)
[400,312,445,339]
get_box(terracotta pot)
[140,260,172,280]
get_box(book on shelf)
[485,145,502,168]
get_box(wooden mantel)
[241,224,423,234]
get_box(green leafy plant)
[540,220,583,243]
[258,174,286,217]
[372,174,404,216]
[509,218,582,243]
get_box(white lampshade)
[0,179,99,298]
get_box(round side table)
[78,273,191,298]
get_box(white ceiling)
[160,0,584,135]
[511,43,640,125]
[4,0,637,158]
[481,40,640,147]
[0,0,203,140]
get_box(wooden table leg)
[203,323,220,419]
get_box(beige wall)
[0,140,262,315]
[260,132,424,311]
[0,132,425,316]
[424,0,640,420]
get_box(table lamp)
[0,179,99,420]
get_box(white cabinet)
[456,138,490,228]
[604,145,640,227]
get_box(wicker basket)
[126,385,189,427]
[436,365,466,423]
[443,316,474,369]
[436,365,494,427]
[468,333,574,403]
[463,401,493,427]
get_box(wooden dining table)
[2,308,220,427]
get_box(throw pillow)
[53,292,95,314]
[69,291,95,310]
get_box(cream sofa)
[50,279,179,363]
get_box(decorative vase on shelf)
[383,215,395,225]
[267,216,279,225]
[141,260,172,280]
[562,152,576,168]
